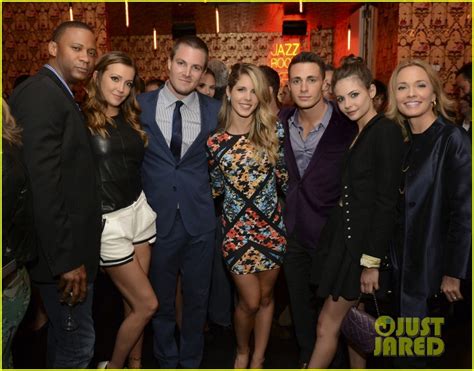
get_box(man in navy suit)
[137,35,220,368]
[280,52,357,368]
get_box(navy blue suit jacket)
[138,88,220,237]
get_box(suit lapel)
[142,88,175,161]
[39,67,82,116]
[283,118,301,181]
[180,93,208,162]
[301,118,337,181]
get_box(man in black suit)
[9,21,102,368]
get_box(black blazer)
[9,67,102,283]
[396,118,471,317]
[340,114,404,262]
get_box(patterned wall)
[2,2,471,97]
[374,3,400,84]
[2,2,108,96]
[111,30,333,85]
[398,2,472,95]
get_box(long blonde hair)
[386,59,456,127]
[218,63,279,165]
[2,98,22,146]
[83,51,147,145]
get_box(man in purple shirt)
[280,52,356,367]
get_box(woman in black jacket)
[308,57,404,368]
[83,51,158,369]
[386,59,471,367]
[2,98,37,367]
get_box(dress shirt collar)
[162,81,198,110]
[289,99,333,130]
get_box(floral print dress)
[207,122,288,275]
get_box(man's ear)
[167,57,172,72]
[48,41,58,58]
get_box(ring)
[453,296,457,300]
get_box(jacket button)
[175,165,179,169]
[408,201,416,207]
[173,186,177,191]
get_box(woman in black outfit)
[83,51,158,369]
[386,59,471,368]
[2,98,37,368]
[308,57,404,368]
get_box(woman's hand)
[360,267,379,294]
[440,275,463,302]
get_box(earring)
[227,96,231,102]
[432,100,437,107]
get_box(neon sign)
[269,42,300,69]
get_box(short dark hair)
[52,21,94,42]
[170,35,209,69]
[288,52,326,79]
[373,79,387,98]
[259,65,280,104]
[456,62,472,83]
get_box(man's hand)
[58,265,87,305]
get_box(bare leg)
[307,296,356,369]
[348,343,366,369]
[106,243,159,369]
[250,268,280,369]
[123,243,153,368]
[232,273,260,369]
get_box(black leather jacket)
[2,139,38,268]
[89,114,145,214]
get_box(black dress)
[311,114,404,300]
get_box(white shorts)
[100,192,157,267]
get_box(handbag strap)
[356,293,380,318]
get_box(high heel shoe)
[97,361,109,369]
[128,356,142,369]
[234,351,250,369]
[250,356,265,369]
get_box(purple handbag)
[340,293,380,354]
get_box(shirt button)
[346,210,350,214]
[348,235,352,239]
[346,218,350,222]
[344,186,348,189]
[344,194,348,198]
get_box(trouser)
[149,211,215,368]
[36,282,95,368]
[283,237,318,364]
[208,216,233,327]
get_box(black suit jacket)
[9,67,102,283]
